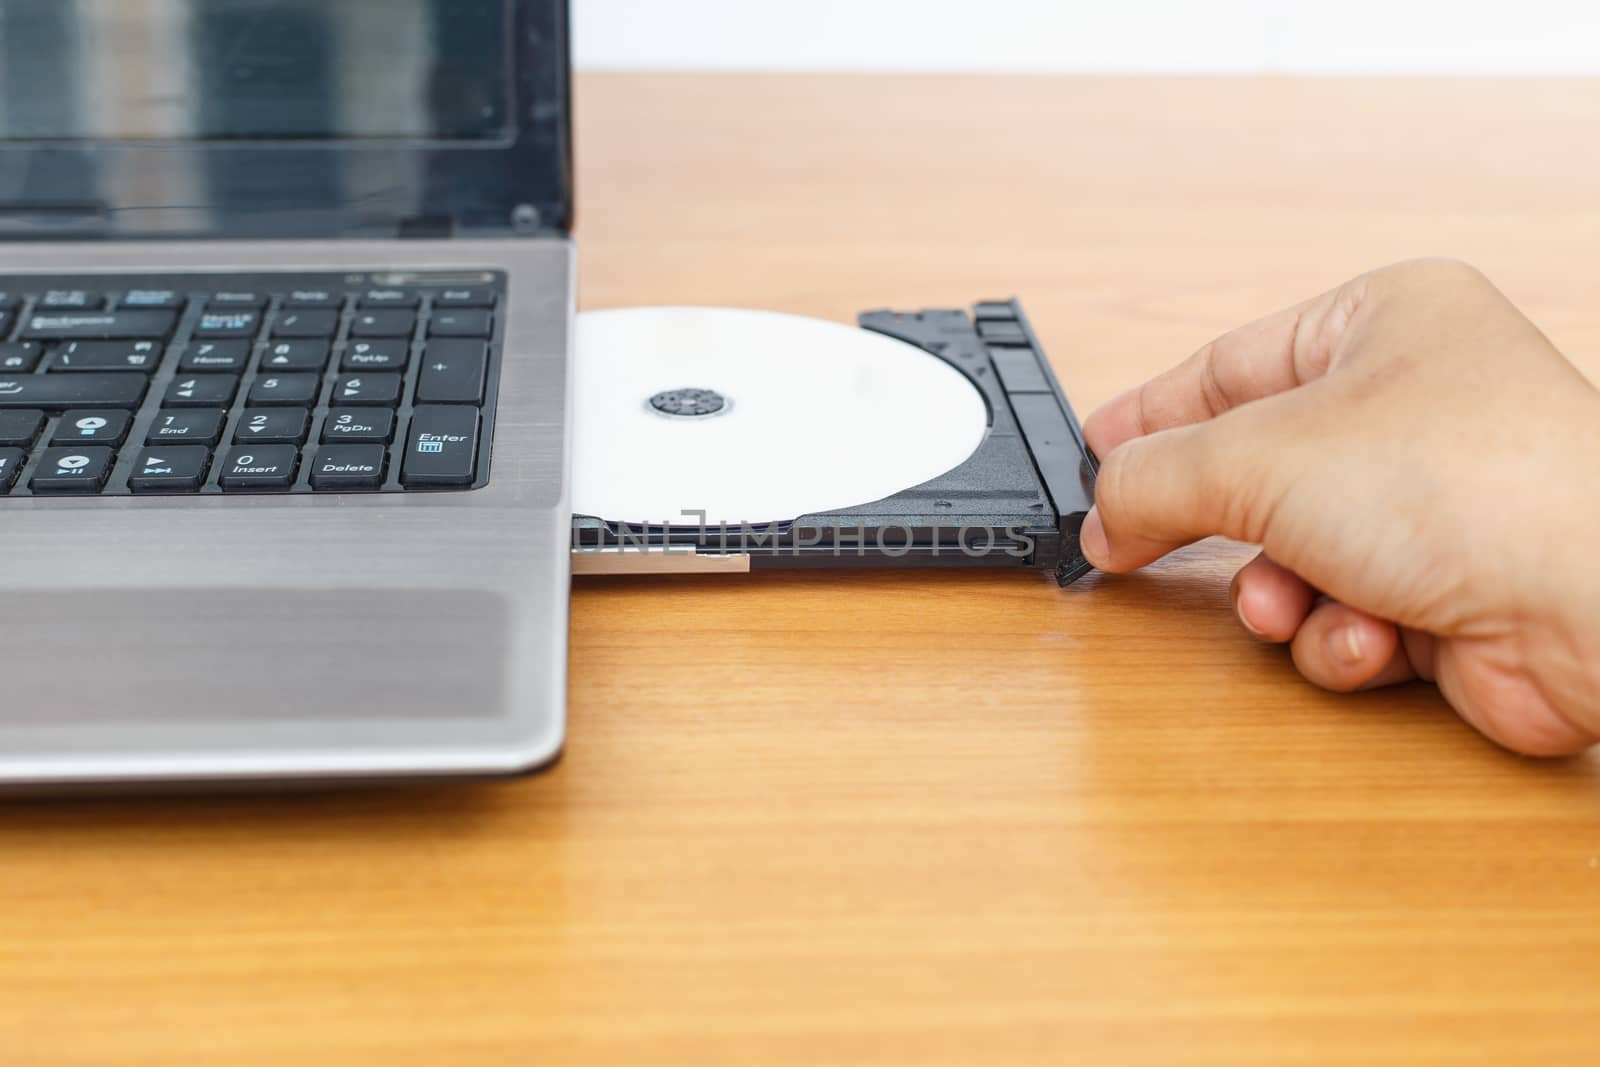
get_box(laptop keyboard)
[0,271,505,496]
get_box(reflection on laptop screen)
[0,0,511,142]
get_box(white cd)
[573,307,991,526]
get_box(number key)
[218,445,298,491]
[259,341,330,372]
[341,340,409,371]
[321,408,395,443]
[164,375,239,408]
[235,409,308,444]
[333,373,402,407]
[147,410,224,446]
[179,340,249,373]
[247,373,320,407]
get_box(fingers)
[1232,556,1420,691]
[1231,552,1316,642]
[1433,645,1597,757]
[1083,280,1360,458]
[1290,599,1418,692]
[1080,402,1299,572]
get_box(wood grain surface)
[3,75,1598,1067]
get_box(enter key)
[401,405,480,488]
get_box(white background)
[573,0,1600,74]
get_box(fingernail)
[1235,592,1269,639]
[1329,625,1364,665]
[1080,508,1109,568]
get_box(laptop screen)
[0,0,570,236]
[0,0,512,143]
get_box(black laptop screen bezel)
[0,0,572,240]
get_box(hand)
[1079,259,1600,755]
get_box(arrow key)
[164,375,239,408]
[333,373,402,407]
[127,446,210,493]
[259,340,330,372]
[234,408,308,444]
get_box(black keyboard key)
[0,293,20,312]
[38,290,104,311]
[236,409,308,444]
[148,409,224,446]
[208,291,267,309]
[30,446,114,493]
[0,409,44,447]
[285,290,343,309]
[195,310,261,338]
[0,311,10,336]
[272,309,339,339]
[247,373,320,407]
[322,408,395,443]
[0,447,23,491]
[333,373,402,407]
[219,445,298,491]
[349,310,416,338]
[0,373,145,410]
[51,339,163,373]
[164,375,238,408]
[360,289,421,309]
[0,342,42,373]
[416,340,488,404]
[21,311,176,341]
[433,288,495,309]
[428,310,493,339]
[310,445,386,490]
[178,340,250,373]
[128,446,210,493]
[259,340,329,372]
[401,406,479,487]
[341,340,409,371]
[119,289,184,310]
[52,410,131,446]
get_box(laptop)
[0,0,574,788]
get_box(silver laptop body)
[0,1,574,788]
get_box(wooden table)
[4,75,1599,1066]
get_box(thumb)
[1080,409,1292,573]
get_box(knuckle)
[1092,441,1139,525]
[1379,256,1493,296]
